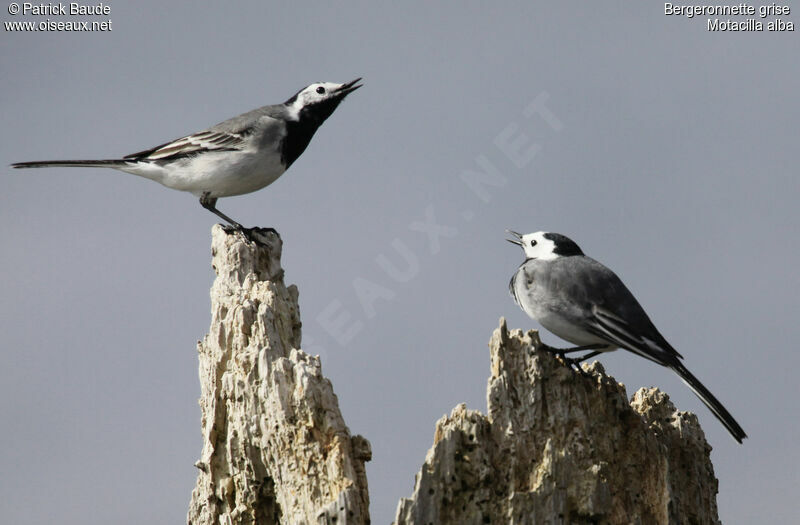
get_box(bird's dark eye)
[530,240,538,247]
[316,86,326,94]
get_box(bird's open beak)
[336,77,363,97]
[506,229,523,247]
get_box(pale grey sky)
[1,2,798,524]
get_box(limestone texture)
[187,227,371,525]
[184,227,721,525]
[394,319,721,525]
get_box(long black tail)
[670,361,747,443]
[11,160,127,169]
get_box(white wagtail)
[507,230,747,443]
[12,78,362,234]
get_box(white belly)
[537,311,614,349]
[119,146,287,198]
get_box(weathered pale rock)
[185,227,722,525]
[394,319,720,525]
[187,226,370,525]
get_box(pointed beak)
[506,229,523,247]
[336,77,363,97]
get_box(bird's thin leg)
[561,349,605,376]
[572,350,603,363]
[199,193,278,243]
[199,193,244,229]
[536,343,609,375]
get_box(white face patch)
[520,231,559,260]
[286,82,344,118]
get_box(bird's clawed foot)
[561,355,592,376]
[221,224,280,245]
[537,343,608,376]
[544,349,591,376]
[200,193,279,245]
